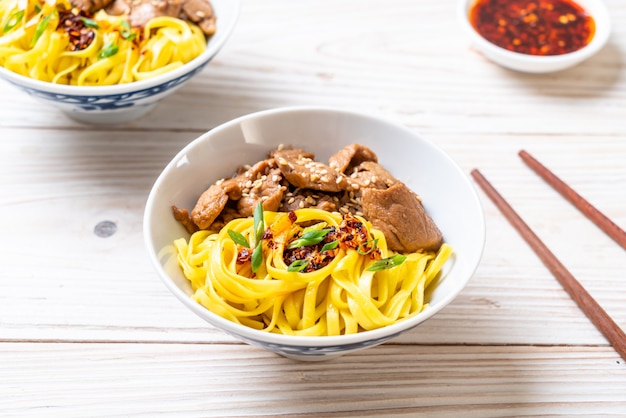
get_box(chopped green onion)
[287,259,309,272]
[357,238,379,255]
[120,20,136,41]
[227,230,249,248]
[366,254,407,272]
[320,240,339,253]
[253,201,264,244]
[80,16,99,29]
[3,10,24,34]
[31,12,54,47]
[251,243,263,273]
[287,228,332,249]
[34,4,42,13]
[98,40,119,59]
[250,202,265,273]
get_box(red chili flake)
[469,0,595,55]
[236,247,252,264]
[57,8,96,51]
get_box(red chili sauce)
[469,0,595,56]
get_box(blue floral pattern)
[7,64,206,111]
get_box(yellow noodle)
[0,0,208,85]
[174,208,453,336]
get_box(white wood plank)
[1,343,625,417]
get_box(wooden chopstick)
[519,150,626,250]
[471,168,626,362]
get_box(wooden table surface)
[1,0,625,416]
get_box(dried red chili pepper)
[58,8,96,51]
[469,0,595,56]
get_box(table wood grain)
[1,0,625,416]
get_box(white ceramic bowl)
[0,0,240,124]
[143,107,486,361]
[458,0,610,73]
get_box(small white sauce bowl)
[143,107,486,361]
[458,0,611,73]
[0,0,240,124]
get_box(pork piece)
[123,0,184,28]
[328,144,378,173]
[269,148,315,161]
[181,0,216,35]
[280,189,341,213]
[207,206,241,232]
[190,176,241,230]
[347,161,397,190]
[236,168,286,217]
[70,0,115,13]
[188,159,283,229]
[274,149,350,192]
[172,206,199,234]
[361,182,443,253]
[104,0,130,15]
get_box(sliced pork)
[361,182,443,253]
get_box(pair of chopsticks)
[471,150,626,362]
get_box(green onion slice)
[31,12,54,47]
[80,16,100,29]
[227,230,249,248]
[3,10,24,34]
[120,19,136,41]
[320,240,339,253]
[253,201,264,245]
[251,243,263,273]
[98,40,119,59]
[287,259,309,272]
[366,254,407,272]
[287,228,332,249]
[250,202,265,273]
[357,238,379,255]
[80,17,99,29]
